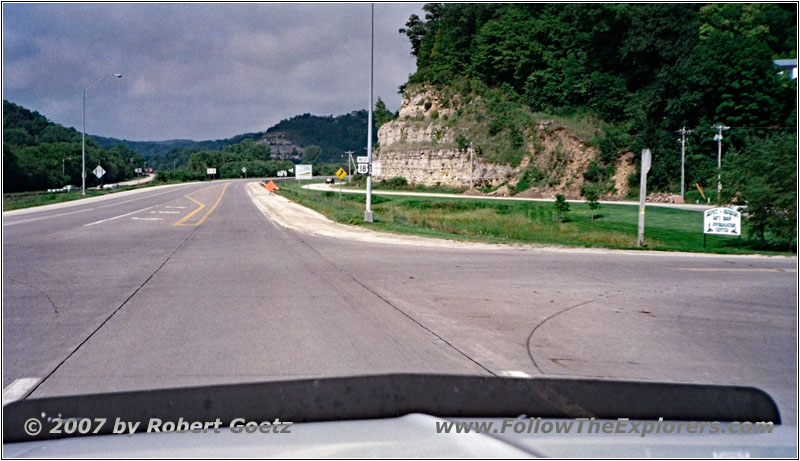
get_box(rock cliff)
[375,85,631,199]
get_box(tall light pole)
[364,3,374,223]
[82,73,122,196]
[712,124,728,202]
[677,127,691,198]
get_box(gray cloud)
[2,3,422,141]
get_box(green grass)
[279,181,794,255]
[3,185,149,211]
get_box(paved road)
[3,180,796,423]
[306,182,715,212]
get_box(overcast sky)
[2,2,423,141]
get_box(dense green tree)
[721,133,796,247]
[374,98,395,129]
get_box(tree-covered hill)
[400,3,796,189]
[3,100,143,192]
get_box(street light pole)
[364,3,374,223]
[82,73,122,196]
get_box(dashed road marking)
[83,206,154,227]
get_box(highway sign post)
[335,168,347,205]
[242,167,247,178]
[371,161,381,176]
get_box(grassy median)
[278,181,793,255]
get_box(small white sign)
[241,167,247,173]
[207,168,217,175]
[277,170,287,177]
[93,166,106,178]
[134,168,143,174]
[356,156,369,164]
[295,164,312,179]
[703,207,741,236]
[641,149,651,175]
[357,163,369,174]
[371,161,381,176]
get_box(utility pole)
[468,143,474,189]
[677,127,691,198]
[712,124,729,202]
[345,150,354,183]
[364,3,374,223]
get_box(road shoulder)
[246,182,792,259]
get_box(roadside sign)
[242,167,247,173]
[703,207,741,236]
[295,164,312,179]
[265,180,278,192]
[357,163,369,174]
[93,166,106,179]
[641,148,651,175]
[134,168,143,174]
[277,170,287,177]
[206,168,217,175]
[335,168,347,180]
[356,156,369,164]
[371,161,381,176]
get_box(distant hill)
[92,132,264,158]
[94,110,377,164]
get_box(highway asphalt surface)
[3,180,797,423]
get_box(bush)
[379,176,408,188]
[553,194,570,221]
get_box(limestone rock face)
[256,132,303,160]
[375,86,629,198]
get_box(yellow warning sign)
[335,168,347,180]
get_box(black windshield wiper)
[3,374,780,443]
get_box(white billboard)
[703,207,741,236]
[295,164,312,179]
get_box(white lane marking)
[131,217,162,221]
[4,207,97,226]
[499,371,531,378]
[165,206,187,209]
[83,206,153,227]
[151,211,180,214]
[3,377,40,404]
[3,186,194,226]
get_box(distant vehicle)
[325,178,335,184]
[102,184,118,190]
[63,185,76,191]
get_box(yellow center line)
[195,182,229,225]
[173,183,229,226]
